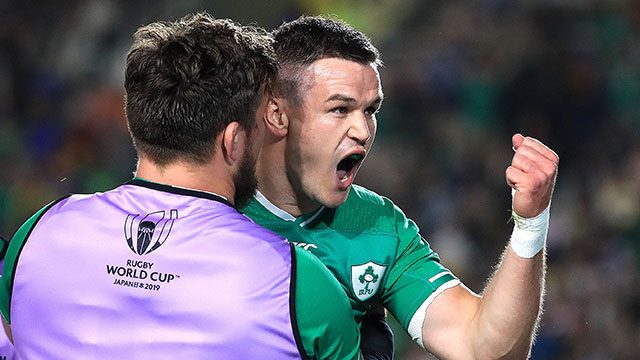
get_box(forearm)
[470,245,545,359]
[468,142,554,359]
[422,135,557,359]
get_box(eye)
[330,106,348,114]
[364,106,378,116]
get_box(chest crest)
[351,262,387,301]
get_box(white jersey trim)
[255,191,296,222]
[299,207,325,227]
[254,191,325,227]
[428,271,452,283]
[407,279,461,348]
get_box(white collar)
[254,190,325,227]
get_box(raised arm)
[421,134,558,359]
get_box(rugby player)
[241,15,559,359]
[0,13,361,359]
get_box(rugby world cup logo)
[124,210,178,255]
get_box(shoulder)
[0,193,76,324]
[26,190,120,225]
[344,185,405,216]
[330,185,409,232]
[15,194,77,232]
[347,184,389,207]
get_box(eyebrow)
[326,94,356,103]
[370,96,383,109]
[326,94,384,108]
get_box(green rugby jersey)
[241,185,460,341]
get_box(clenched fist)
[506,134,559,218]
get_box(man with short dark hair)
[0,13,361,359]
[242,15,559,359]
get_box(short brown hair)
[272,15,381,103]
[125,12,277,165]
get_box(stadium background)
[1,0,639,358]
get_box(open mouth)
[337,153,364,184]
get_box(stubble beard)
[232,149,259,209]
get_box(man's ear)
[222,121,244,165]
[264,97,289,137]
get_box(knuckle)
[523,137,540,149]
[540,161,556,175]
[537,173,548,185]
[516,144,532,154]
[512,153,525,166]
[525,171,545,188]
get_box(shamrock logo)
[358,266,379,292]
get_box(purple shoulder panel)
[10,184,301,359]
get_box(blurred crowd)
[1,1,639,359]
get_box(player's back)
[1,179,303,359]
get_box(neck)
[256,138,318,217]
[136,156,235,204]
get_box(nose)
[348,114,371,145]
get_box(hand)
[506,134,559,218]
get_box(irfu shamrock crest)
[351,262,387,301]
[359,266,379,292]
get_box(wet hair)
[124,12,277,165]
[271,15,381,104]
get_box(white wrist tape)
[510,203,550,258]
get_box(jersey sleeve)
[381,201,460,341]
[0,202,55,324]
[293,246,362,360]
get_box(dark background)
[1,1,639,358]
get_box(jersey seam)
[7,194,72,323]
[288,243,310,360]
[127,178,234,208]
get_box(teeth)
[337,153,362,184]
[337,169,348,183]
